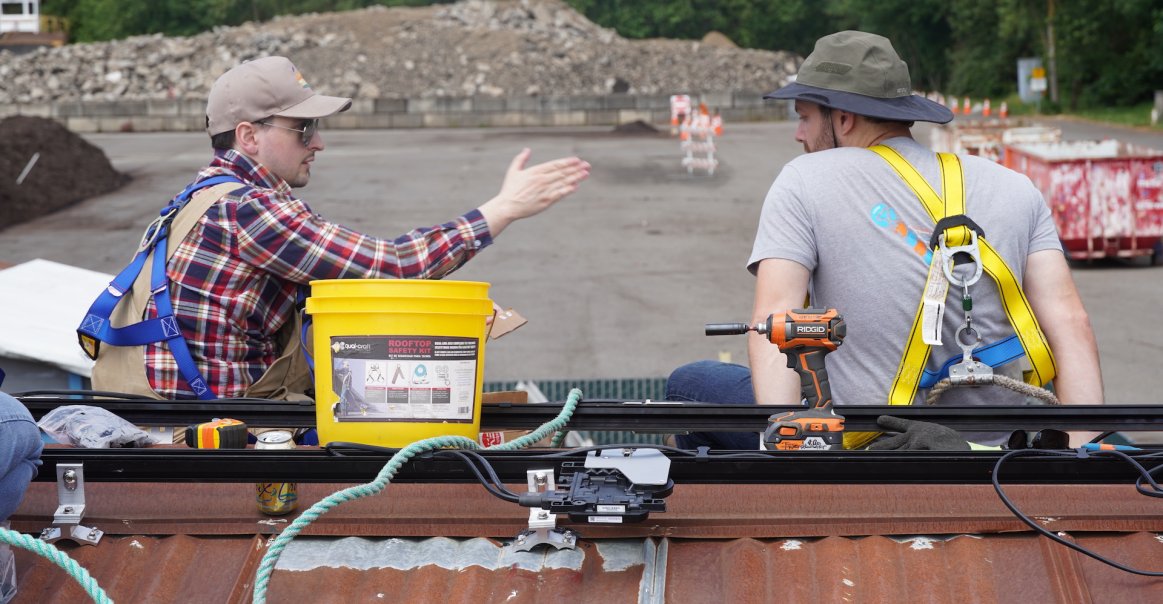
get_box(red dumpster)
[1004,140,1163,262]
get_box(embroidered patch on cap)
[813,61,852,74]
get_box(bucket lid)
[309,279,490,300]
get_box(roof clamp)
[511,469,577,553]
[40,463,104,546]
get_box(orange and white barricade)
[670,94,691,136]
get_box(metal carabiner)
[138,206,179,252]
[938,228,983,289]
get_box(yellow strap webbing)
[843,146,1057,450]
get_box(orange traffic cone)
[999,102,1008,119]
[962,97,971,115]
[950,94,959,114]
[982,99,991,117]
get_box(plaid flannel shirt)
[145,149,492,399]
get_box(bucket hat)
[206,56,352,136]
[765,31,952,124]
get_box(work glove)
[867,415,970,451]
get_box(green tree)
[824,0,952,92]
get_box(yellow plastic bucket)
[306,279,492,446]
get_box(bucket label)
[329,335,478,423]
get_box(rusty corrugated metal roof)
[9,479,1163,603]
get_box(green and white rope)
[0,526,113,603]
[252,387,582,604]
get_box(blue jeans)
[665,360,760,450]
[0,392,42,520]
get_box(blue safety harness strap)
[77,175,245,400]
[919,334,1025,389]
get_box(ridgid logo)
[331,340,373,354]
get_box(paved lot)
[1,118,1160,406]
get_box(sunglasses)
[257,118,319,146]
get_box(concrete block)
[374,98,407,114]
[551,111,587,127]
[616,109,653,124]
[425,113,484,128]
[88,101,147,117]
[732,91,767,108]
[540,96,573,111]
[503,96,540,112]
[146,100,181,117]
[481,112,524,127]
[0,104,17,118]
[348,98,375,114]
[52,102,85,118]
[94,117,136,132]
[179,99,206,116]
[327,113,393,130]
[634,95,671,110]
[65,117,100,133]
[584,110,618,125]
[602,95,635,110]
[568,96,605,110]
[16,103,51,117]
[521,112,552,127]
[472,96,506,112]
[408,97,472,113]
[391,112,425,128]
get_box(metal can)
[255,430,298,516]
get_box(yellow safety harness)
[844,145,1057,450]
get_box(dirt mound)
[0,0,799,103]
[701,31,738,48]
[0,116,128,230]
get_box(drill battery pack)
[186,418,248,449]
[764,408,845,451]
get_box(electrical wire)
[325,442,521,502]
[992,448,1163,576]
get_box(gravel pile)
[0,0,799,104]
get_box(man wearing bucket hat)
[665,31,1103,449]
[83,56,589,402]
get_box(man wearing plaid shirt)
[91,56,589,399]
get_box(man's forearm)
[748,331,801,404]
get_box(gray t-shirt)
[749,137,1060,414]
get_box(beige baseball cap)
[206,56,352,136]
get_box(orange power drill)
[706,308,847,450]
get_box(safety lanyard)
[843,146,1058,450]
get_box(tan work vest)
[91,182,314,403]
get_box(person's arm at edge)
[750,258,812,405]
[1023,248,1105,446]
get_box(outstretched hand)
[479,148,590,237]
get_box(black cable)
[992,448,1163,576]
[436,450,521,502]
[438,450,519,503]
[1090,430,1115,444]
[322,442,520,503]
